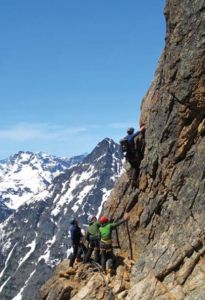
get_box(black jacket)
[70,224,82,244]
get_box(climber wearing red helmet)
[99,213,129,273]
[99,216,109,224]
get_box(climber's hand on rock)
[140,125,145,132]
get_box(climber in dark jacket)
[83,215,101,263]
[120,125,145,187]
[121,126,145,165]
[69,218,83,268]
[126,127,141,142]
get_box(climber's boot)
[66,267,76,275]
[59,267,76,278]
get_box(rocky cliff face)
[40,0,205,299]
[105,0,205,299]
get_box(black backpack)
[120,137,129,153]
[120,133,145,167]
[120,137,132,154]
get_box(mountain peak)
[97,137,114,145]
[83,138,122,165]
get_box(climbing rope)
[114,227,121,249]
[125,221,133,260]
[90,261,115,300]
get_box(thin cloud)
[0,123,87,141]
[86,121,139,130]
[105,121,139,129]
[0,121,140,143]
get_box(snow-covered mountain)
[0,151,85,221]
[0,138,123,300]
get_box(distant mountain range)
[0,138,123,300]
[0,151,85,222]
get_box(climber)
[99,213,129,274]
[120,125,145,187]
[83,215,101,263]
[68,218,84,270]
[59,219,86,277]
[120,125,145,165]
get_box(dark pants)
[69,242,80,267]
[70,242,87,267]
[77,242,87,260]
[84,237,100,263]
[126,160,140,188]
[100,242,114,272]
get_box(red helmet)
[99,216,109,224]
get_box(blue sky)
[0,0,165,159]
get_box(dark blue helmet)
[127,127,134,135]
[70,218,78,225]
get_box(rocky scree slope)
[41,0,205,299]
[0,138,123,300]
[40,259,133,300]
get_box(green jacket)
[99,219,126,241]
[85,221,100,240]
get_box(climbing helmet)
[99,216,109,224]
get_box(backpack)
[120,134,144,166]
[120,137,131,154]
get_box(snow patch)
[37,234,57,264]
[94,153,106,161]
[12,269,36,300]
[0,276,11,293]
[0,243,17,280]
[96,188,111,218]
[72,185,93,213]
[66,247,73,259]
[17,237,37,270]
[51,167,95,217]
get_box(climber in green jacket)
[99,213,129,273]
[84,215,101,263]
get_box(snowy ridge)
[0,138,123,300]
[0,151,85,213]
